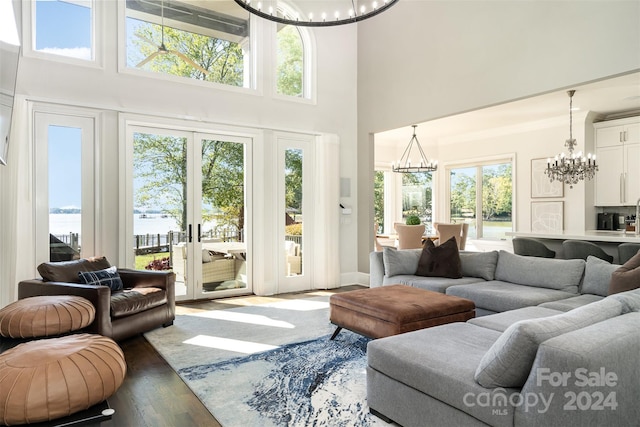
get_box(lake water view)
[49,213,214,236]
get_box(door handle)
[198,224,201,243]
[188,224,192,242]
[620,174,624,204]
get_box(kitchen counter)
[506,231,640,243]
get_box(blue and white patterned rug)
[178,333,383,427]
[143,295,389,426]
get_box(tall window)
[34,111,96,265]
[125,0,250,87]
[276,23,304,97]
[449,161,513,240]
[34,0,94,61]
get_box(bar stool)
[512,237,556,258]
[617,243,640,264]
[562,240,613,263]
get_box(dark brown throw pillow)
[37,256,112,283]
[608,250,640,295]
[415,236,462,278]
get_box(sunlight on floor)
[183,335,279,354]
[261,300,329,311]
[185,310,295,328]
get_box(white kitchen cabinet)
[594,117,640,206]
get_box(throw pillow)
[582,256,620,296]
[415,237,462,279]
[202,249,212,263]
[608,250,640,295]
[38,257,112,283]
[459,250,499,280]
[382,246,421,277]
[474,298,623,388]
[78,266,124,291]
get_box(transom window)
[33,0,94,61]
[125,0,250,87]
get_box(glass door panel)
[481,163,513,239]
[132,131,188,298]
[284,148,303,277]
[199,138,248,294]
[35,112,95,266]
[48,125,83,261]
[450,167,477,239]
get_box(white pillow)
[202,249,212,263]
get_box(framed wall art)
[531,201,563,234]
[531,158,563,198]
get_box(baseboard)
[340,272,370,287]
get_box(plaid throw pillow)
[78,266,124,291]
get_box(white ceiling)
[375,72,640,148]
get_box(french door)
[127,125,252,301]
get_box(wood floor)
[87,286,364,427]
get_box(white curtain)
[312,133,340,288]
[0,96,34,307]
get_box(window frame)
[33,105,101,267]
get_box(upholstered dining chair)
[512,237,556,258]
[562,240,613,263]
[617,243,640,264]
[433,223,469,250]
[394,223,425,249]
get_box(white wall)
[0,1,358,306]
[357,0,640,271]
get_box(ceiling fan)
[135,0,209,76]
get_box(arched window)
[276,23,304,97]
[275,5,312,99]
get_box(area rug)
[144,294,388,426]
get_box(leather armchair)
[19,266,175,342]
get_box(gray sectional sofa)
[367,248,640,426]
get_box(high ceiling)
[375,72,640,148]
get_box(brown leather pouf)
[0,334,126,426]
[0,295,95,338]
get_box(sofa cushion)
[383,275,486,293]
[474,297,623,388]
[467,306,563,332]
[415,237,462,278]
[608,250,640,295]
[382,247,421,277]
[538,294,604,311]
[459,250,498,281]
[582,256,620,296]
[110,287,167,318]
[37,257,112,283]
[494,250,583,293]
[447,281,576,313]
[367,323,515,427]
[78,266,124,291]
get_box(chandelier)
[545,90,597,188]
[392,125,438,173]
[233,0,399,27]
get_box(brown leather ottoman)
[329,285,475,339]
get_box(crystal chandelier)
[233,0,399,27]
[545,90,597,188]
[392,125,438,173]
